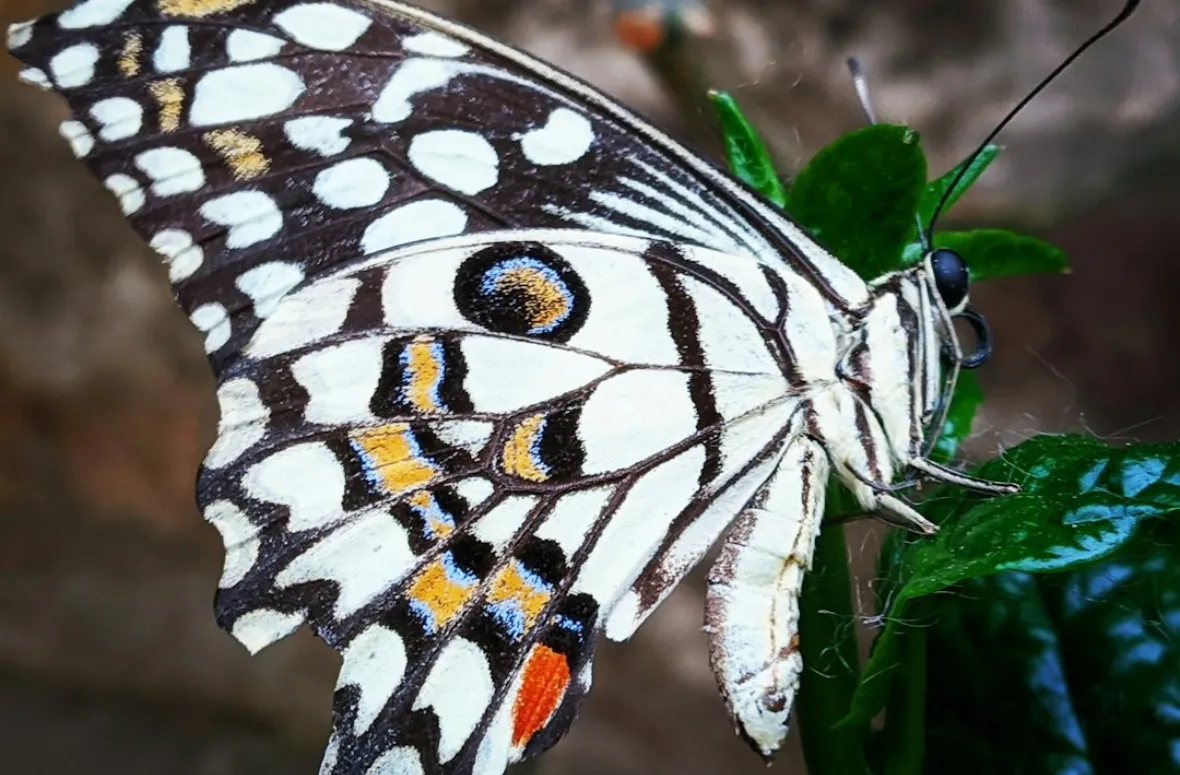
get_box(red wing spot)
[511,644,571,748]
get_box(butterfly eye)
[929,248,970,311]
[454,242,590,342]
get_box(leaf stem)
[798,483,870,775]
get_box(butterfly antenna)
[926,0,1141,240]
[847,57,878,125]
[848,57,931,252]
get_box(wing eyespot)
[454,242,590,342]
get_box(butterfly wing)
[204,228,801,772]
[7,2,861,772]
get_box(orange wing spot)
[512,645,571,749]
[352,423,439,496]
[158,0,256,18]
[404,336,444,413]
[501,414,548,482]
[407,558,476,632]
[494,266,570,332]
[488,561,551,633]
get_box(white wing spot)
[235,261,305,319]
[205,499,260,588]
[273,3,372,50]
[226,28,285,61]
[190,63,304,126]
[519,108,595,166]
[361,199,466,254]
[283,115,351,156]
[276,508,416,618]
[371,58,453,123]
[247,275,360,358]
[338,626,408,735]
[58,120,94,157]
[49,42,99,88]
[292,338,383,426]
[231,608,303,655]
[408,129,498,195]
[103,173,144,214]
[57,0,135,28]
[149,228,204,282]
[135,147,205,196]
[200,191,282,249]
[90,97,143,141]
[190,302,230,352]
[243,442,345,531]
[7,21,33,50]
[205,376,269,469]
[402,31,469,58]
[154,25,191,72]
[414,638,494,763]
[18,68,50,89]
[312,157,390,209]
[365,747,424,775]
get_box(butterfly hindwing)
[187,231,807,773]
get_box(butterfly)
[6,0,1018,772]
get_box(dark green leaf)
[709,90,788,208]
[840,435,1180,729]
[935,229,1068,281]
[1040,527,1180,772]
[926,526,1180,774]
[918,144,1000,228]
[931,370,983,464]
[785,124,926,280]
[924,572,1093,775]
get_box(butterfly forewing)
[7,1,870,772]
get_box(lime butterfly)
[8,0,1074,772]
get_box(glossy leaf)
[709,90,788,207]
[926,526,1180,774]
[924,572,1093,775]
[785,124,926,280]
[841,435,1180,729]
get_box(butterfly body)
[8,1,981,772]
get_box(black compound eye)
[930,248,970,311]
[453,242,590,342]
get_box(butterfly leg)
[705,433,830,761]
[908,456,1020,495]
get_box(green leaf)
[935,229,1068,281]
[923,572,1093,775]
[785,124,927,281]
[918,144,1000,228]
[931,370,983,464]
[840,435,1180,729]
[925,526,1180,774]
[709,90,788,208]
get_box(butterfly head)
[923,247,990,369]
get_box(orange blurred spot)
[511,645,570,748]
[613,9,665,53]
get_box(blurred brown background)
[1,0,1178,773]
